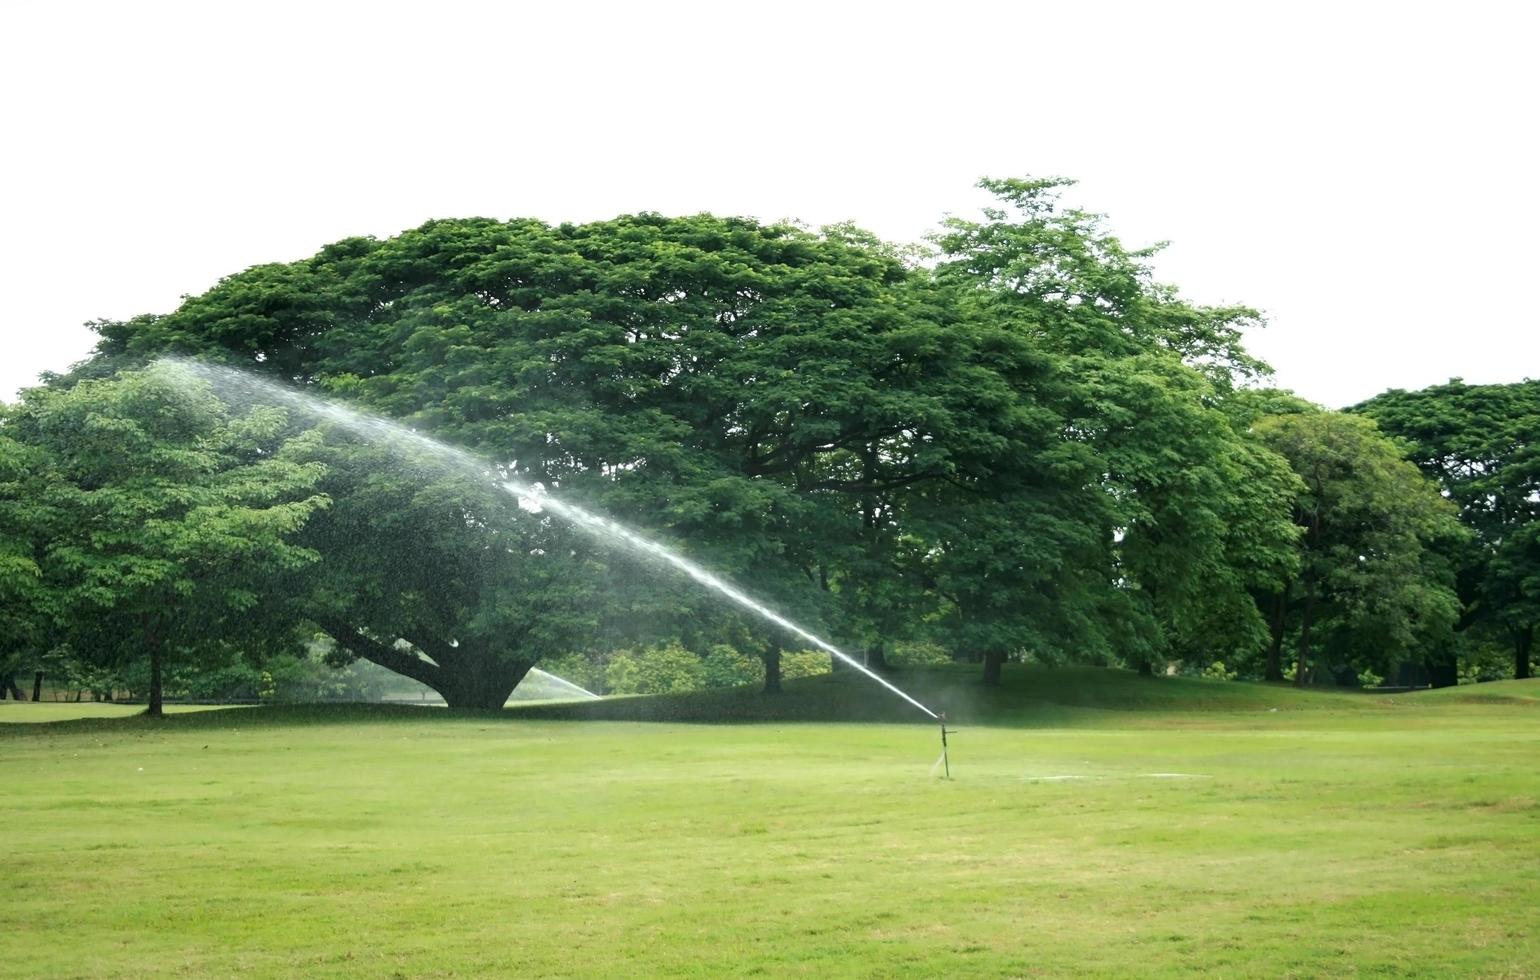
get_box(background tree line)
[2,179,1534,709]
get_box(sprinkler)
[938,712,956,780]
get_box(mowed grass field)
[3,668,1537,978]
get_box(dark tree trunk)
[865,642,888,672]
[763,640,782,694]
[1295,571,1316,688]
[1427,649,1458,689]
[145,642,164,717]
[437,660,530,710]
[982,648,1004,687]
[325,622,442,688]
[324,619,533,709]
[3,673,21,700]
[1264,588,1288,682]
[1137,660,1154,678]
[1516,626,1533,681]
[1295,502,1324,689]
[32,670,43,702]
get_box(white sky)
[2,0,1535,408]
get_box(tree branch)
[318,617,442,690]
[802,469,947,495]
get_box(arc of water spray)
[155,358,938,721]
[520,488,937,719]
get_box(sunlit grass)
[0,701,242,723]
[3,670,1536,977]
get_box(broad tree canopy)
[17,182,1468,703]
[1357,380,1540,679]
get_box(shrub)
[605,643,708,695]
[1202,661,1238,682]
[781,649,833,680]
[702,645,763,688]
[889,642,952,667]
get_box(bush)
[702,645,763,688]
[544,643,835,697]
[782,649,832,679]
[889,642,952,667]
[1202,661,1238,682]
[605,643,708,695]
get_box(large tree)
[58,186,1303,702]
[1252,410,1465,686]
[1355,380,1540,680]
[86,214,1004,704]
[926,178,1297,678]
[0,428,52,699]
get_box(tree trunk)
[321,619,455,699]
[31,670,43,702]
[145,642,164,717]
[2,673,21,700]
[865,642,888,672]
[1264,589,1288,682]
[1295,501,1324,689]
[1517,626,1533,681]
[437,659,531,710]
[982,648,1004,687]
[1427,648,1458,689]
[763,640,782,694]
[1137,660,1154,678]
[1295,572,1316,688]
[333,624,531,710]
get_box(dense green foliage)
[3,178,1518,704]
[1251,409,1465,686]
[1356,380,1540,680]
[545,643,832,697]
[0,372,326,713]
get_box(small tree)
[5,370,328,715]
[1356,380,1540,680]
[1253,410,1465,687]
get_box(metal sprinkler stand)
[938,712,956,779]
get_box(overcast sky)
[2,0,1534,408]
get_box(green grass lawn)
[0,702,242,723]
[3,669,1537,978]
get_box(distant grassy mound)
[25,665,1519,736]
[1396,677,1540,705]
[512,663,1367,727]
